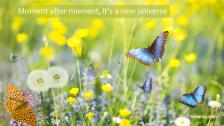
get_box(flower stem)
[40,92,47,126]
[51,89,59,126]
[76,60,83,92]
[75,97,88,125]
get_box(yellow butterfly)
[4,84,36,126]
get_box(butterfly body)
[179,85,206,108]
[126,31,169,66]
[137,78,152,93]
[4,85,36,126]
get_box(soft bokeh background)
[0,0,224,126]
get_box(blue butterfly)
[137,78,152,93]
[179,85,207,108]
[86,64,97,77]
[126,31,169,66]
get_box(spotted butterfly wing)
[4,84,36,126]
[126,31,169,66]
[137,78,152,93]
[7,85,26,102]
[179,85,206,108]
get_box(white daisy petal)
[174,116,190,126]
[208,101,221,108]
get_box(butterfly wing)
[16,107,36,126]
[86,64,97,77]
[5,85,36,126]
[179,94,197,108]
[138,78,152,93]
[192,85,206,104]
[7,85,26,102]
[126,48,155,66]
[149,31,169,61]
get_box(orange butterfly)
[4,84,36,126]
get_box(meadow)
[0,0,224,126]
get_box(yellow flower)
[169,59,180,68]
[91,19,104,29]
[88,19,104,38]
[176,16,189,26]
[120,119,131,126]
[88,27,100,38]
[84,92,93,101]
[48,31,66,46]
[163,25,175,34]
[100,70,112,78]
[36,18,48,26]
[66,97,76,104]
[67,36,82,48]
[162,18,173,26]
[119,108,131,117]
[184,53,197,63]
[145,20,156,29]
[39,47,54,60]
[69,88,79,96]
[101,83,113,93]
[67,36,83,57]
[75,28,89,38]
[11,17,23,31]
[50,20,67,34]
[16,33,28,43]
[174,28,187,42]
[85,112,94,120]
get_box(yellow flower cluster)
[145,20,156,29]
[69,88,79,96]
[48,19,67,46]
[100,70,112,79]
[16,33,28,44]
[120,119,131,126]
[184,53,197,63]
[66,97,76,104]
[174,28,187,42]
[11,17,23,31]
[66,88,80,104]
[67,36,83,58]
[84,91,93,101]
[39,47,54,60]
[169,59,180,68]
[101,83,113,94]
[119,108,131,126]
[119,108,131,117]
[85,112,94,120]
[88,19,104,38]
[75,28,89,38]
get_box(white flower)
[112,117,121,124]
[208,101,221,108]
[48,66,69,88]
[27,70,51,92]
[174,116,190,126]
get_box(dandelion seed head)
[27,70,50,92]
[48,66,69,88]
